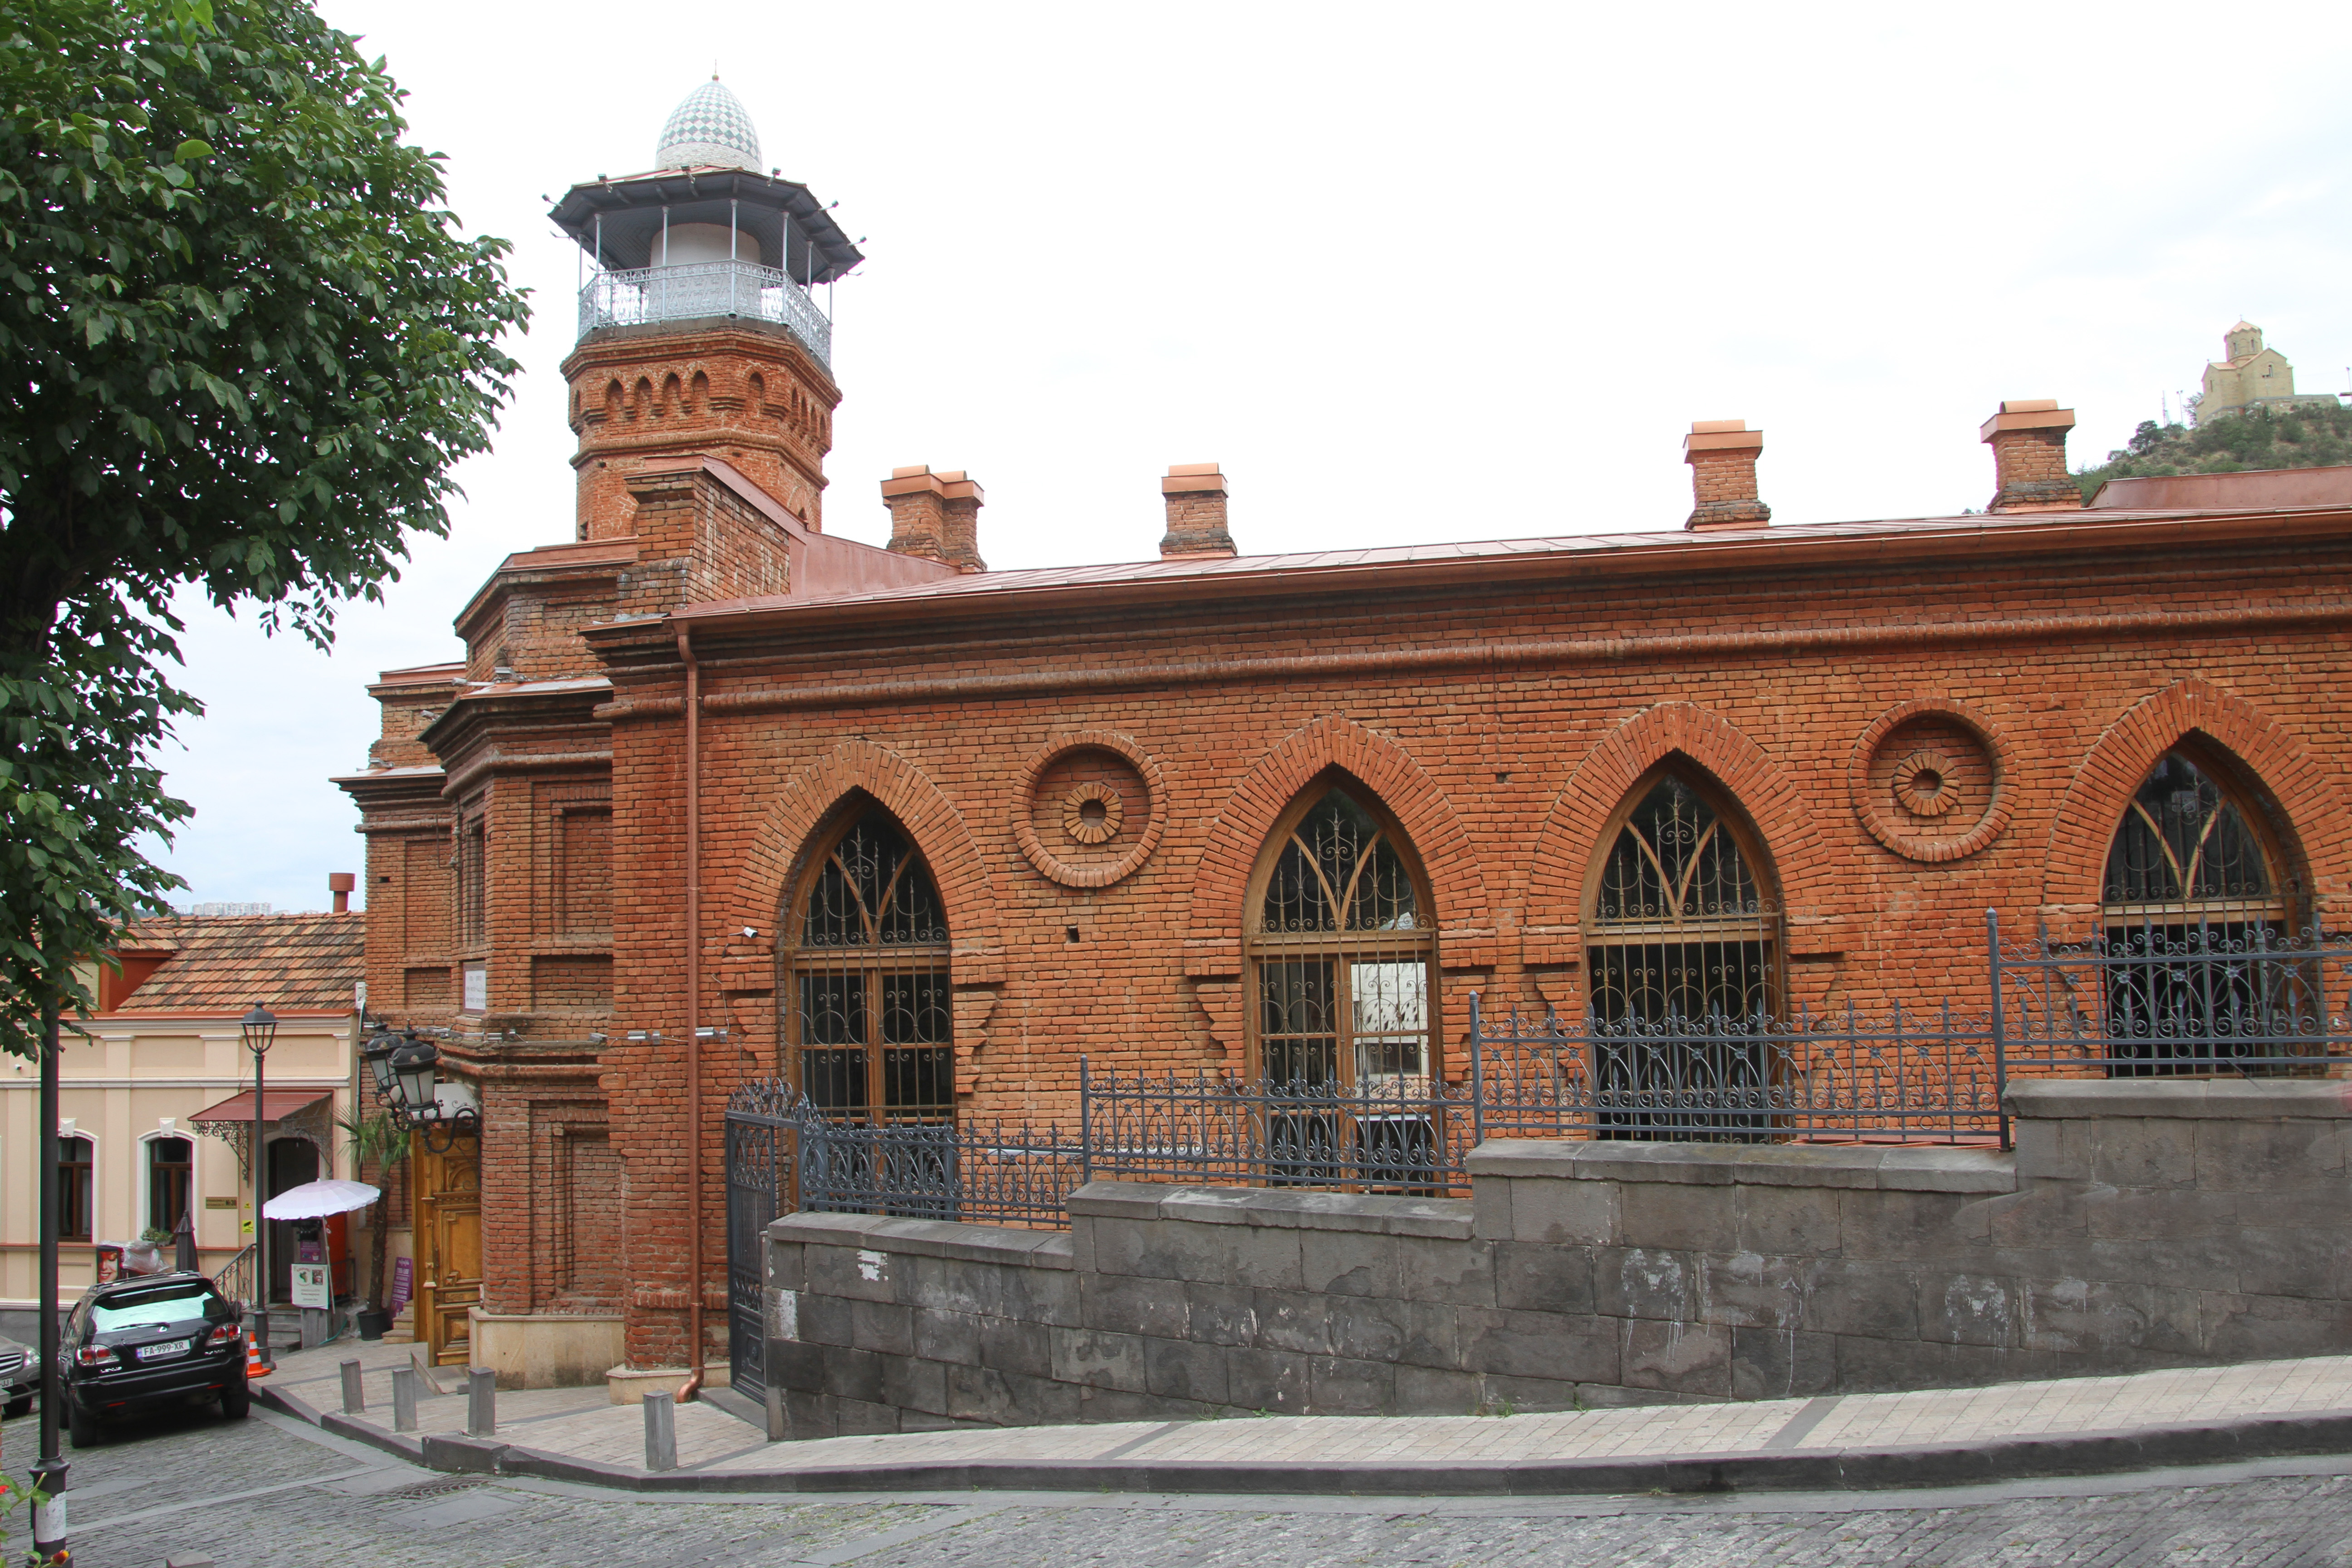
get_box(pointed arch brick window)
[1586,770,1780,1023]
[2100,749,2299,1064]
[1245,781,1436,1092]
[783,807,953,1120]
[1583,769,1781,1137]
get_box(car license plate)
[136,1338,191,1361]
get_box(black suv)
[61,1273,248,1445]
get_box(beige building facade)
[0,911,367,1338]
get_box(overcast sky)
[153,0,2352,913]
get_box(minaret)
[550,79,862,538]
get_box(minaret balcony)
[577,260,832,368]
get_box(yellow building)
[2198,320,2339,422]
[0,910,365,1339]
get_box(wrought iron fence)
[722,914,2352,1235]
[577,260,833,367]
[1472,998,2002,1145]
[798,1117,1086,1226]
[213,1241,257,1311]
[1989,910,2352,1102]
[1079,1063,1475,1196]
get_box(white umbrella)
[262,1177,382,1220]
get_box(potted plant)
[336,1107,409,1340]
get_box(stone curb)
[255,1377,2352,1496]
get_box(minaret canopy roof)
[550,168,864,284]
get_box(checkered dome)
[657,78,761,172]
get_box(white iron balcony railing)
[578,260,832,368]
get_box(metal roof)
[550,169,864,284]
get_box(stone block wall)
[761,1081,2352,1437]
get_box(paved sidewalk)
[257,1338,2352,1496]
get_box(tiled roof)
[109,913,364,1015]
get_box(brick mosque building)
[338,79,2352,1392]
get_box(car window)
[90,1284,224,1333]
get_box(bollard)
[391,1366,419,1432]
[642,1390,677,1472]
[339,1358,365,1415]
[764,1377,785,1443]
[466,1367,496,1437]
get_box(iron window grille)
[2093,749,2307,1069]
[783,808,954,1123]
[1245,783,1440,1184]
[1583,770,1783,1137]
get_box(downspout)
[677,627,706,1402]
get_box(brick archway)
[728,739,1004,983]
[1525,703,1836,964]
[2041,678,2352,921]
[1181,716,1496,976]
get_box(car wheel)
[2,1395,29,1420]
[221,1380,250,1420]
[66,1395,102,1448]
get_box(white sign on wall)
[290,1263,330,1309]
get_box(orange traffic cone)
[246,1333,271,1379]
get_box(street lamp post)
[241,1003,279,1369]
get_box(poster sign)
[389,1255,414,1315]
[290,1263,330,1309]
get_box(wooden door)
[412,1132,483,1366]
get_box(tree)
[335,1105,408,1314]
[0,0,527,1056]
[2075,402,2352,499]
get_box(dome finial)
[657,78,760,172]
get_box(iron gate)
[723,1082,797,1404]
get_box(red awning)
[188,1090,332,1125]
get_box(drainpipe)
[677,627,705,1403]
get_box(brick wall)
[638,539,2352,1116]
[564,320,837,538]
[763,1082,2352,1434]
[334,304,2352,1377]
[575,514,2352,1368]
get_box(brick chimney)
[1160,464,1236,559]
[937,470,986,573]
[882,466,986,571]
[1683,421,1769,529]
[1980,399,2083,514]
[328,872,355,915]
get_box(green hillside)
[2075,401,2352,500]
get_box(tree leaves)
[0,0,528,1055]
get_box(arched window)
[2100,749,2297,1063]
[1585,770,1778,1023]
[58,1134,94,1243]
[1583,769,1780,1137]
[147,1134,194,1235]
[782,806,953,1120]
[2102,750,2283,927]
[1246,782,1436,1092]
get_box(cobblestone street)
[12,1403,2352,1567]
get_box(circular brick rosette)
[1013,730,1166,888]
[1849,699,2012,863]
